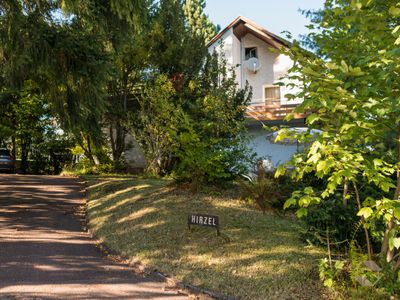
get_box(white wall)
[246,126,299,167]
[208,28,242,84]
[242,35,302,106]
[241,34,277,102]
[209,31,303,106]
[273,54,303,105]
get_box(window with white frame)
[264,86,281,105]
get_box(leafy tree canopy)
[277,0,400,288]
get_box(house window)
[245,47,257,60]
[264,86,281,105]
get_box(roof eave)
[206,16,290,49]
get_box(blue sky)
[204,0,324,40]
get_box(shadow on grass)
[86,176,329,300]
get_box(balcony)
[245,100,305,121]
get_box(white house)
[207,16,306,168]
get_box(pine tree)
[183,0,218,44]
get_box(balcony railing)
[245,100,305,121]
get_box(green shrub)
[317,244,396,298]
[302,198,361,249]
[175,129,252,188]
[238,169,287,213]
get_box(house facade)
[207,16,306,168]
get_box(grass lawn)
[84,175,331,300]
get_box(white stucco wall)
[273,54,303,105]
[241,34,277,102]
[208,31,303,106]
[242,35,303,106]
[246,127,299,167]
[208,28,241,83]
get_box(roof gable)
[207,16,290,49]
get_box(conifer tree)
[183,0,218,44]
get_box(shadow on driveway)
[0,175,187,299]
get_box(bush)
[175,129,252,189]
[299,175,388,253]
[69,158,127,175]
[321,244,399,299]
[238,168,287,213]
[302,197,360,249]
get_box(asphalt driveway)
[0,174,187,299]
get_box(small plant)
[238,167,284,213]
[319,258,346,288]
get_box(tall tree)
[0,0,149,166]
[147,0,206,80]
[0,1,110,154]
[60,0,150,163]
[183,0,218,44]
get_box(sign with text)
[188,214,220,235]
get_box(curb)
[95,241,235,300]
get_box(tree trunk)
[78,133,96,166]
[109,123,115,159]
[109,121,126,162]
[11,136,16,159]
[343,177,348,207]
[381,125,400,262]
[20,135,30,174]
[353,181,372,261]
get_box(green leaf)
[389,235,400,251]
[340,124,355,133]
[393,238,400,249]
[340,60,349,72]
[307,153,321,164]
[326,62,338,70]
[373,158,383,167]
[380,181,395,193]
[351,0,362,10]
[334,260,345,270]
[349,67,365,76]
[303,66,320,77]
[296,208,308,218]
[316,160,328,173]
[323,278,333,287]
[357,207,373,219]
[284,113,294,122]
[304,186,314,195]
[394,208,400,220]
[389,6,400,17]
[275,165,286,178]
[284,198,297,209]
[307,113,320,125]
[321,189,332,199]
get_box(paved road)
[0,175,187,299]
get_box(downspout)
[241,39,245,90]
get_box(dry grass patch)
[84,175,331,300]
